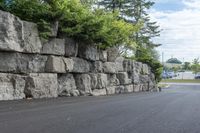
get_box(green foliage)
[183,62,191,70]
[166,58,182,64]
[191,64,200,75]
[0,0,5,10]
[191,58,200,74]
[59,1,139,48]
[2,0,139,47]
[3,0,52,39]
[135,47,163,83]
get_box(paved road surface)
[1,85,200,133]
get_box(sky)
[149,0,200,62]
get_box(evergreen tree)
[98,0,125,13]
[123,0,161,58]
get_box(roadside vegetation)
[162,79,200,83]
[0,0,163,82]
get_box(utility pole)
[182,58,184,80]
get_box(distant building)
[164,58,182,69]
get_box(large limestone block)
[115,57,124,72]
[22,21,42,53]
[134,84,142,92]
[63,58,74,72]
[91,89,107,96]
[41,38,65,55]
[133,73,140,84]
[0,73,26,100]
[74,74,92,94]
[142,64,149,75]
[25,73,58,98]
[142,84,149,91]
[103,62,118,74]
[0,11,42,53]
[140,75,150,84]
[45,56,66,73]
[65,38,78,57]
[124,85,134,93]
[115,86,125,94]
[134,62,143,74]
[28,54,48,73]
[90,73,108,89]
[58,74,79,97]
[78,43,99,61]
[99,50,107,62]
[123,59,134,72]
[106,86,116,95]
[0,52,47,73]
[0,10,23,52]
[71,57,91,73]
[107,47,119,62]
[116,72,132,85]
[91,61,103,73]
[107,74,120,86]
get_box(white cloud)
[150,0,200,62]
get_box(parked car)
[194,74,200,79]
[162,72,171,79]
[167,72,174,78]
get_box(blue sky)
[150,0,200,62]
[153,0,186,11]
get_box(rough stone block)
[106,86,116,95]
[123,59,134,72]
[63,58,74,72]
[22,21,42,53]
[58,74,79,97]
[142,64,149,75]
[78,43,99,61]
[25,73,58,98]
[134,62,143,74]
[45,56,66,73]
[0,52,47,73]
[27,54,48,73]
[91,89,107,96]
[107,47,119,62]
[41,38,65,55]
[90,73,108,89]
[71,57,91,73]
[133,73,140,84]
[115,86,125,94]
[0,73,26,100]
[74,74,91,94]
[99,50,107,62]
[65,38,78,57]
[116,72,132,85]
[115,57,124,72]
[124,85,133,93]
[140,75,150,84]
[91,61,103,73]
[134,84,142,92]
[0,10,23,52]
[107,74,120,86]
[103,62,118,74]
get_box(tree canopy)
[0,0,163,82]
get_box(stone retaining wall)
[0,10,157,100]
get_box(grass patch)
[158,84,169,88]
[161,79,200,83]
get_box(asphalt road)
[1,85,200,133]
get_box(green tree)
[98,0,125,13]
[132,1,160,58]
[183,62,191,70]
[191,58,200,75]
